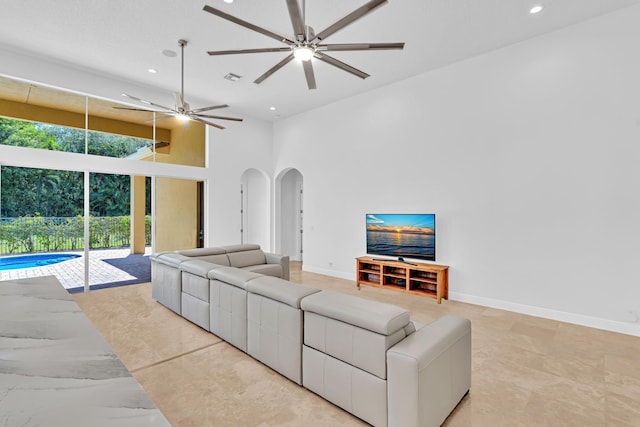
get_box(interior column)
[130,175,146,254]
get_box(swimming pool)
[0,253,81,271]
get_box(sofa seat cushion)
[241,263,282,278]
[227,249,267,269]
[300,290,410,335]
[208,266,262,290]
[247,276,320,308]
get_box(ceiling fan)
[203,0,404,90]
[115,39,242,130]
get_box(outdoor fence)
[0,215,151,255]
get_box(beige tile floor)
[73,262,640,426]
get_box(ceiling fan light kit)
[203,0,405,90]
[114,39,242,129]
[293,45,314,61]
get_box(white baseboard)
[449,291,640,337]
[298,267,640,337]
[302,265,353,281]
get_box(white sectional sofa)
[150,244,289,316]
[150,247,470,427]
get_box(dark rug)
[67,254,151,294]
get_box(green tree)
[0,118,59,149]
[1,117,151,218]
[90,173,131,216]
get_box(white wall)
[207,118,273,248]
[3,7,639,335]
[273,6,640,335]
[278,169,303,260]
[240,168,270,249]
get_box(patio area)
[0,247,152,291]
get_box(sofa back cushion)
[208,266,263,290]
[227,249,266,268]
[300,290,410,335]
[179,247,226,257]
[221,244,261,253]
[195,254,230,266]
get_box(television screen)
[366,213,436,261]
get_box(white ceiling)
[0,0,638,122]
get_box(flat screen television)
[366,213,436,262]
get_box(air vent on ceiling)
[224,73,243,82]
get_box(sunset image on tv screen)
[366,214,435,261]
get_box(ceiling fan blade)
[113,106,157,112]
[254,54,295,85]
[207,47,291,56]
[190,104,229,114]
[302,60,317,90]
[315,52,370,79]
[314,0,387,41]
[195,113,243,122]
[192,116,225,130]
[320,42,404,51]
[286,0,306,39]
[122,93,174,113]
[143,114,176,124]
[203,5,293,45]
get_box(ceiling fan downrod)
[178,39,187,108]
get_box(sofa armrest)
[265,252,290,280]
[386,315,471,427]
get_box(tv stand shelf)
[356,256,449,303]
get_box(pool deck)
[0,247,152,289]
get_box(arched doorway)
[276,168,303,261]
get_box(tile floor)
[73,262,640,426]
[0,247,151,288]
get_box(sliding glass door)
[0,165,85,286]
[1,74,208,292]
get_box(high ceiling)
[0,0,638,122]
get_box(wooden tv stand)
[356,256,449,304]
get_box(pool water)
[0,253,81,271]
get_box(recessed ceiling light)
[530,5,543,14]
[269,106,276,111]
[162,49,177,57]
[148,68,158,74]
[224,0,234,3]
